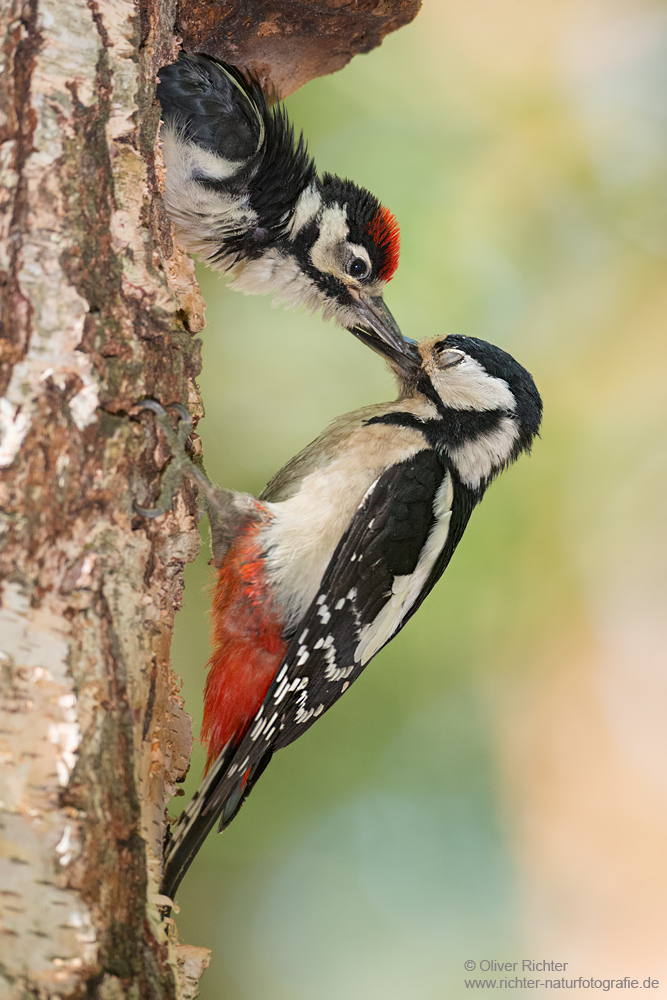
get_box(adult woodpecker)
[136,330,542,901]
[156,53,403,350]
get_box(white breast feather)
[229,252,358,330]
[354,473,454,667]
[260,438,429,630]
[260,462,381,630]
[162,126,244,181]
[229,250,319,306]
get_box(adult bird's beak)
[351,323,421,379]
[348,288,406,354]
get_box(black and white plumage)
[151,330,542,901]
[156,53,404,350]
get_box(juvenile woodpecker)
[156,53,403,349]
[137,331,542,900]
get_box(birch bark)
[0,0,207,995]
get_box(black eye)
[347,257,370,280]
[438,348,466,369]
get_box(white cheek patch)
[354,474,454,667]
[309,205,348,276]
[432,357,517,412]
[448,416,520,488]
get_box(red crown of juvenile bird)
[367,205,401,282]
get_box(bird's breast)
[258,421,429,633]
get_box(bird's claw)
[134,400,196,518]
[137,399,192,447]
[133,501,166,519]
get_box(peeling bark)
[0,0,419,996]
[176,0,423,97]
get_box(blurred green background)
[170,2,667,996]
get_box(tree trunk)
[0,0,206,994]
[0,1,420,996]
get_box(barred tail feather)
[161,741,274,901]
[161,743,235,902]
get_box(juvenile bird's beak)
[348,288,405,354]
[351,324,421,378]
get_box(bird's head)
[419,335,542,475]
[354,328,543,491]
[288,174,403,350]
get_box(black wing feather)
[399,472,478,631]
[157,53,316,259]
[273,449,448,748]
[157,53,263,161]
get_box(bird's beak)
[350,324,421,378]
[348,289,406,354]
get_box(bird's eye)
[347,257,370,280]
[438,348,466,369]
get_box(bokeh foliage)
[171,3,667,995]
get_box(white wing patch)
[354,472,454,667]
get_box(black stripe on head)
[433,335,543,444]
[318,173,398,283]
[365,410,510,484]
[319,174,381,228]
[416,370,449,419]
[288,216,351,305]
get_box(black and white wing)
[161,449,474,900]
[157,53,266,162]
[156,53,315,260]
[271,448,475,749]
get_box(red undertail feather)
[367,205,400,282]
[202,528,287,773]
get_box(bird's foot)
[134,400,209,518]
